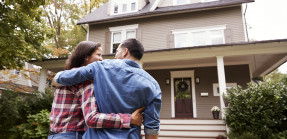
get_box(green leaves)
[0,89,54,138]
[0,0,48,70]
[224,80,287,138]
[16,109,50,138]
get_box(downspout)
[81,24,87,33]
[243,4,250,42]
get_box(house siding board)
[88,6,245,52]
[142,6,245,50]
[147,64,250,119]
[146,69,172,118]
[89,25,108,52]
[195,65,250,119]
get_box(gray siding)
[194,65,250,119]
[147,69,172,118]
[140,6,245,50]
[89,6,245,53]
[88,25,109,52]
[146,64,250,119]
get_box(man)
[54,39,162,139]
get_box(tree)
[0,0,50,70]
[265,69,287,82]
[42,0,108,58]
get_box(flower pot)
[212,111,220,119]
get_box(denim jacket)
[56,59,162,139]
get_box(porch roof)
[30,39,287,76]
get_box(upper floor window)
[172,25,226,48]
[111,0,138,15]
[109,24,138,53]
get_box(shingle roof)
[77,0,254,25]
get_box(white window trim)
[172,25,227,48]
[111,0,138,15]
[172,25,227,34]
[109,24,139,32]
[213,83,237,96]
[109,24,139,53]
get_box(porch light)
[195,77,200,84]
[165,78,170,85]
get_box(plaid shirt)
[49,80,131,133]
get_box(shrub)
[0,88,53,138]
[13,109,50,139]
[224,80,287,138]
[228,132,260,139]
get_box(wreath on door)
[177,81,188,92]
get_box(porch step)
[141,119,227,139]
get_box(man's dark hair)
[120,38,144,60]
[65,41,101,70]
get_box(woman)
[49,41,143,139]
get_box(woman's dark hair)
[65,41,101,70]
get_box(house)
[31,0,287,137]
[0,62,40,93]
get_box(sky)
[244,0,287,73]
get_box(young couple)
[49,39,162,139]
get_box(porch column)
[38,68,47,92]
[138,61,143,69]
[216,56,227,118]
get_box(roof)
[77,0,254,25]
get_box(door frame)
[170,70,197,118]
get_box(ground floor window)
[213,83,237,96]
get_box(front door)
[174,78,193,118]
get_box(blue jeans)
[48,131,85,139]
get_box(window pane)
[113,43,120,53]
[174,78,191,99]
[175,33,189,48]
[192,31,206,46]
[131,2,136,11]
[122,4,127,12]
[126,30,136,39]
[113,32,121,43]
[177,0,189,5]
[210,30,224,44]
[114,4,118,13]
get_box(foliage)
[224,80,287,138]
[14,109,50,139]
[265,69,287,83]
[0,0,50,70]
[42,0,108,58]
[227,132,260,139]
[0,88,54,138]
